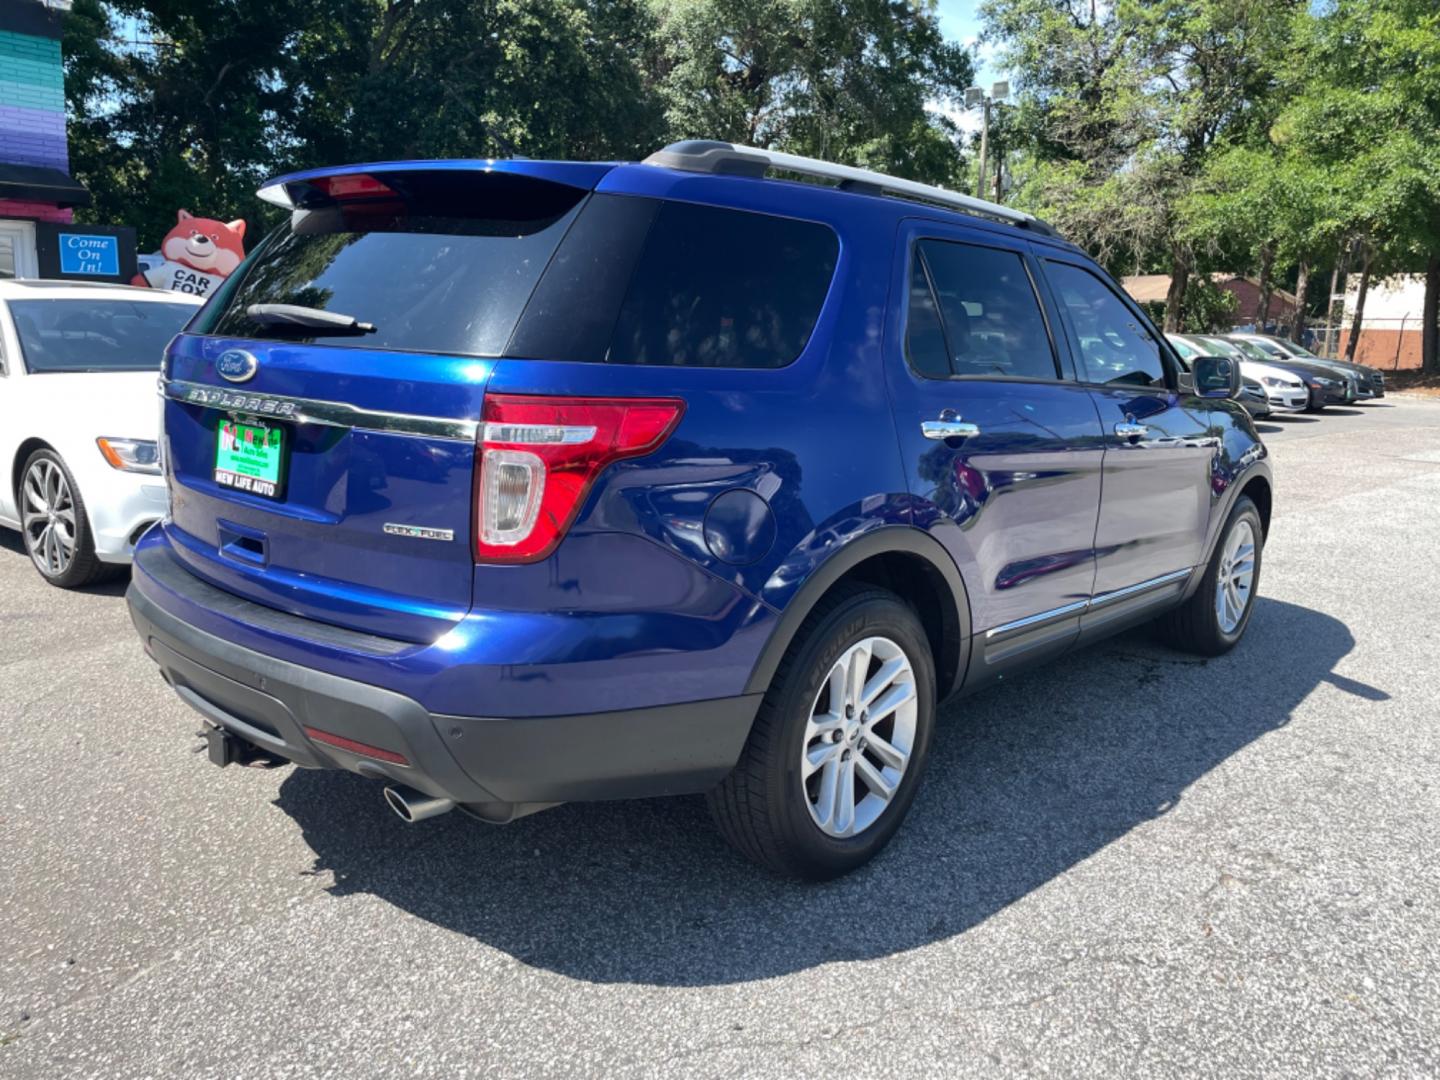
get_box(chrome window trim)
[160,378,478,442]
[985,567,1194,641]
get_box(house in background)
[1339,274,1425,370]
[1,0,135,283]
[1122,273,1299,332]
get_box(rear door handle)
[1114,421,1148,440]
[922,420,981,441]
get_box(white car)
[1167,333,1309,411]
[0,280,202,587]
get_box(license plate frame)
[214,414,289,501]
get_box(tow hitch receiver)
[204,726,285,769]
[206,725,238,767]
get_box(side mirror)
[1191,355,1240,399]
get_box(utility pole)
[966,81,1009,200]
[976,97,990,198]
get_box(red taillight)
[474,394,685,563]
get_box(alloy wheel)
[22,458,77,578]
[1214,518,1256,634]
[800,635,917,838]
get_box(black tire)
[17,448,116,589]
[707,584,936,880]
[1155,495,1263,656]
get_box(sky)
[933,1,1006,134]
[936,1,1001,82]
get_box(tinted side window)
[913,239,1058,379]
[1046,262,1166,388]
[506,194,661,363]
[607,202,838,368]
[904,250,950,378]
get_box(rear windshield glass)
[9,299,197,373]
[201,171,587,357]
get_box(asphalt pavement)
[2,396,1438,1078]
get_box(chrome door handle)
[922,420,981,441]
[1114,421,1148,439]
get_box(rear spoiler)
[257,160,616,209]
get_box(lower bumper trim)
[128,575,761,806]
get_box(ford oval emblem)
[215,349,259,383]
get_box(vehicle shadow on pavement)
[274,596,1365,986]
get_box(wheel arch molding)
[745,526,974,701]
[1187,460,1274,602]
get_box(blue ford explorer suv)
[128,141,1271,880]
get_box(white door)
[0,220,39,279]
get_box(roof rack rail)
[643,140,1061,238]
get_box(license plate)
[214,417,287,500]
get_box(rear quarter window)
[508,197,839,368]
[605,201,838,368]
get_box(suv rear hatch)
[162,164,608,642]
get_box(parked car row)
[1167,331,1385,414]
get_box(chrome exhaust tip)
[383,783,455,823]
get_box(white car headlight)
[97,437,162,475]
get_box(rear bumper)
[128,562,761,807]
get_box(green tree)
[65,0,668,248]
[645,0,974,185]
[1179,275,1237,333]
[66,0,976,248]
[983,0,1299,329]
[1278,0,1440,369]
[286,0,665,167]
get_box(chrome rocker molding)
[985,567,1194,644]
[160,378,479,443]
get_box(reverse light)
[97,437,162,475]
[474,395,685,562]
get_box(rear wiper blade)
[246,303,376,335]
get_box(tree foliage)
[984,0,1440,354]
[58,0,1440,363]
[64,0,971,248]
